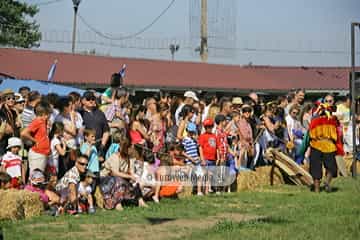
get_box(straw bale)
[237,166,284,191]
[94,186,104,209]
[344,154,360,175]
[23,191,44,218]
[0,189,43,221]
[178,186,193,198]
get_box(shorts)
[28,150,48,173]
[206,160,217,167]
[309,147,337,180]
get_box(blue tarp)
[0,78,86,96]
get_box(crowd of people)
[0,72,358,216]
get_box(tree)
[0,0,41,48]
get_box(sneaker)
[324,184,332,193]
[88,207,96,214]
[197,192,204,196]
[152,196,160,204]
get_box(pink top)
[24,185,49,204]
[129,130,144,145]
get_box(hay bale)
[94,186,104,209]
[23,191,44,219]
[0,189,44,221]
[177,186,193,198]
[0,190,24,220]
[237,166,284,191]
[344,154,360,174]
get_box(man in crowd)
[80,91,110,157]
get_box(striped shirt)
[22,106,36,128]
[1,151,22,178]
[182,137,200,165]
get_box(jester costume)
[308,103,343,191]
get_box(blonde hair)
[207,104,220,120]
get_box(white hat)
[184,91,198,101]
[7,137,22,149]
[15,93,25,103]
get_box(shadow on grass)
[145,217,177,225]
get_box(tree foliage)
[0,0,41,48]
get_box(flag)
[119,64,126,78]
[47,60,58,82]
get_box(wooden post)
[200,0,208,62]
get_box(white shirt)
[175,103,185,126]
[78,182,92,197]
[1,151,22,178]
[48,137,61,173]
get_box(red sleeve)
[27,118,40,134]
[198,135,204,147]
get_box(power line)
[30,0,65,6]
[78,0,176,41]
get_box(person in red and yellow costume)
[309,102,343,193]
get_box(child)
[0,172,12,190]
[48,122,66,178]
[24,169,60,208]
[214,114,230,193]
[80,129,100,176]
[1,137,25,188]
[21,101,51,174]
[182,122,204,195]
[78,171,96,214]
[198,119,217,194]
[105,130,122,160]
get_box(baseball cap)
[82,91,96,100]
[186,122,197,133]
[85,171,97,178]
[203,118,214,127]
[15,93,25,103]
[184,91,198,101]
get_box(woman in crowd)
[176,104,195,141]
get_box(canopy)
[0,78,86,96]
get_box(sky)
[28,0,360,66]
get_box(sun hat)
[7,137,22,149]
[184,91,199,101]
[232,97,243,105]
[2,89,14,96]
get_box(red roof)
[0,48,353,91]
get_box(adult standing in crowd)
[80,91,110,158]
[18,86,31,101]
[175,91,198,126]
[0,89,20,156]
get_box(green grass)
[1,177,360,240]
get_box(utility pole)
[351,22,360,178]
[200,0,208,63]
[72,0,82,54]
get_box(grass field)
[1,177,359,240]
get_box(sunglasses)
[77,161,88,166]
[291,111,299,115]
[6,96,15,101]
[242,108,252,113]
[324,99,334,103]
[86,97,96,102]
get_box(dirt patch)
[121,213,263,240]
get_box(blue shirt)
[80,143,99,173]
[105,143,120,160]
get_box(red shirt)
[28,117,50,155]
[198,132,217,161]
[215,127,228,161]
